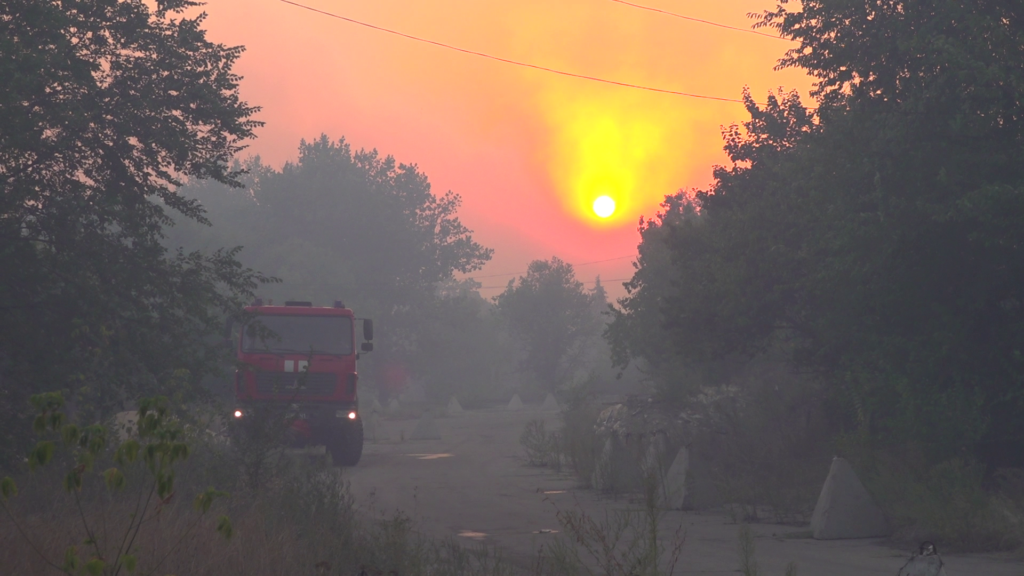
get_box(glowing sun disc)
[593,196,616,218]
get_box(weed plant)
[538,469,685,576]
[520,419,561,469]
[847,443,1024,552]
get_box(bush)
[0,393,232,576]
[852,446,1024,552]
[520,420,561,469]
[684,363,832,522]
[539,481,685,576]
[559,404,602,488]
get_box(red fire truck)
[228,299,373,466]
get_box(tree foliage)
[167,136,494,397]
[612,0,1024,464]
[495,258,604,396]
[0,0,269,468]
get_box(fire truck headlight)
[233,409,244,419]
[348,411,357,420]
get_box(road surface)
[343,405,1022,575]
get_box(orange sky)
[198,0,814,300]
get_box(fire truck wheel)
[328,418,364,467]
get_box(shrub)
[0,392,231,576]
[520,419,561,468]
[559,403,602,487]
[853,446,1024,552]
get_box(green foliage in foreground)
[1,392,230,576]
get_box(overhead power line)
[608,0,788,40]
[477,276,633,290]
[468,254,636,280]
[277,0,747,103]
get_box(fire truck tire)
[329,418,364,467]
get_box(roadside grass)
[737,524,798,576]
[543,468,686,576]
[1,433,521,576]
[847,446,1024,552]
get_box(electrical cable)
[277,0,748,103]
[607,0,787,40]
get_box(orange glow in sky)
[197,0,814,298]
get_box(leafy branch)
[1,392,232,576]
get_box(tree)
[613,1,1024,465]
[166,137,494,398]
[495,257,602,396]
[405,278,517,405]
[605,194,702,401]
[0,0,269,468]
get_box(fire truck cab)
[229,299,373,466]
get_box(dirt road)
[344,406,1022,575]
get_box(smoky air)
[2,1,1021,575]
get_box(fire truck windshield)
[242,315,353,355]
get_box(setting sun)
[593,195,616,218]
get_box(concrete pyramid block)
[409,409,441,440]
[387,398,400,413]
[447,395,464,415]
[368,396,383,415]
[540,393,560,412]
[365,411,379,443]
[660,447,689,509]
[507,393,524,411]
[811,457,889,539]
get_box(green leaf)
[157,471,175,499]
[48,411,64,432]
[31,392,63,413]
[193,487,229,513]
[77,451,95,472]
[85,425,107,454]
[64,468,84,492]
[85,557,105,576]
[62,546,78,572]
[29,441,55,470]
[103,467,126,491]
[116,439,140,465]
[170,442,189,462]
[123,554,137,573]
[61,424,81,447]
[216,515,233,540]
[1,476,17,500]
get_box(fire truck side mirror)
[361,342,374,353]
[363,319,374,342]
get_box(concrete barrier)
[447,395,464,415]
[507,394,524,411]
[811,457,889,539]
[660,447,689,509]
[540,393,560,412]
